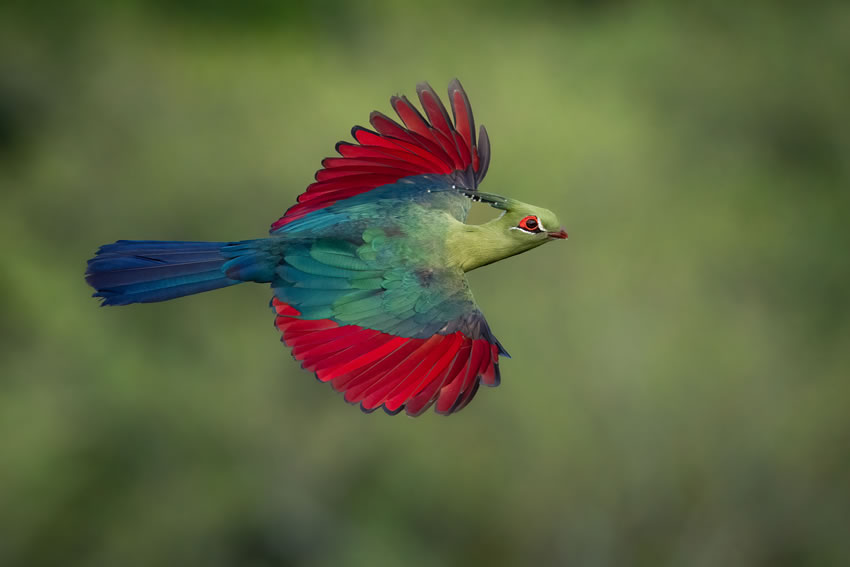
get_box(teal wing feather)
[273,237,476,339]
[274,174,474,236]
[269,216,508,416]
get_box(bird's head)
[454,191,567,271]
[499,201,567,247]
[475,191,566,244]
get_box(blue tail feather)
[86,239,270,306]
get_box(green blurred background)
[2,1,849,565]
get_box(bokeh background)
[2,1,849,565]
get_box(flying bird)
[85,79,567,416]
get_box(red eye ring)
[519,215,540,231]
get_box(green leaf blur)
[1,2,849,565]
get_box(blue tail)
[86,239,273,306]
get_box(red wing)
[273,299,501,416]
[271,79,491,232]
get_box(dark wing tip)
[382,404,405,416]
[447,77,464,92]
[414,80,436,97]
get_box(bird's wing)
[271,238,508,416]
[271,79,491,232]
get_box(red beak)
[548,228,568,239]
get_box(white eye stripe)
[509,226,541,235]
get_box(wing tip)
[381,404,405,416]
[414,80,436,96]
[447,77,464,92]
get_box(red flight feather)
[270,79,490,231]
[273,298,498,416]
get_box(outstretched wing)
[270,238,508,416]
[271,79,491,231]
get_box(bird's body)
[86,80,566,416]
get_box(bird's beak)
[547,228,568,239]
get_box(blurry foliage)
[1,1,849,566]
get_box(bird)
[85,79,567,416]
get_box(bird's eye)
[518,216,540,232]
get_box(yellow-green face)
[499,201,567,252]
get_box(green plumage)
[262,176,564,340]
